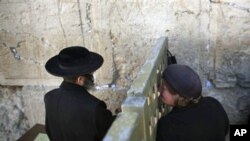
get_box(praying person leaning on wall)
[156,64,229,141]
[44,46,115,141]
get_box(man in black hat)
[156,64,229,141]
[44,46,115,141]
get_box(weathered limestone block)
[166,1,212,91]
[0,0,173,87]
[0,0,84,86]
[209,0,250,88]
[0,86,29,141]
[90,88,127,114]
[20,86,51,126]
[80,0,169,86]
[218,52,250,88]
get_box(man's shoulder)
[74,90,106,108]
[45,88,60,96]
[44,88,60,101]
[86,94,106,107]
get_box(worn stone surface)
[209,0,250,88]
[90,87,127,114]
[0,0,250,140]
[0,86,29,141]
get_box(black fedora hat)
[162,64,202,98]
[45,46,103,77]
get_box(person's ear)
[76,76,85,86]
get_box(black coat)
[44,81,115,141]
[156,97,229,141]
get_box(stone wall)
[0,86,28,141]
[0,0,250,140]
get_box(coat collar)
[60,81,88,93]
[171,97,204,113]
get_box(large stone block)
[209,0,250,88]
[0,86,29,141]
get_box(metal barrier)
[103,37,169,141]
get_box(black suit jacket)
[44,81,115,141]
[156,97,229,141]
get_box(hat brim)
[45,52,103,77]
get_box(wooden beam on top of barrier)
[127,37,168,97]
[122,96,148,141]
[103,111,142,141]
